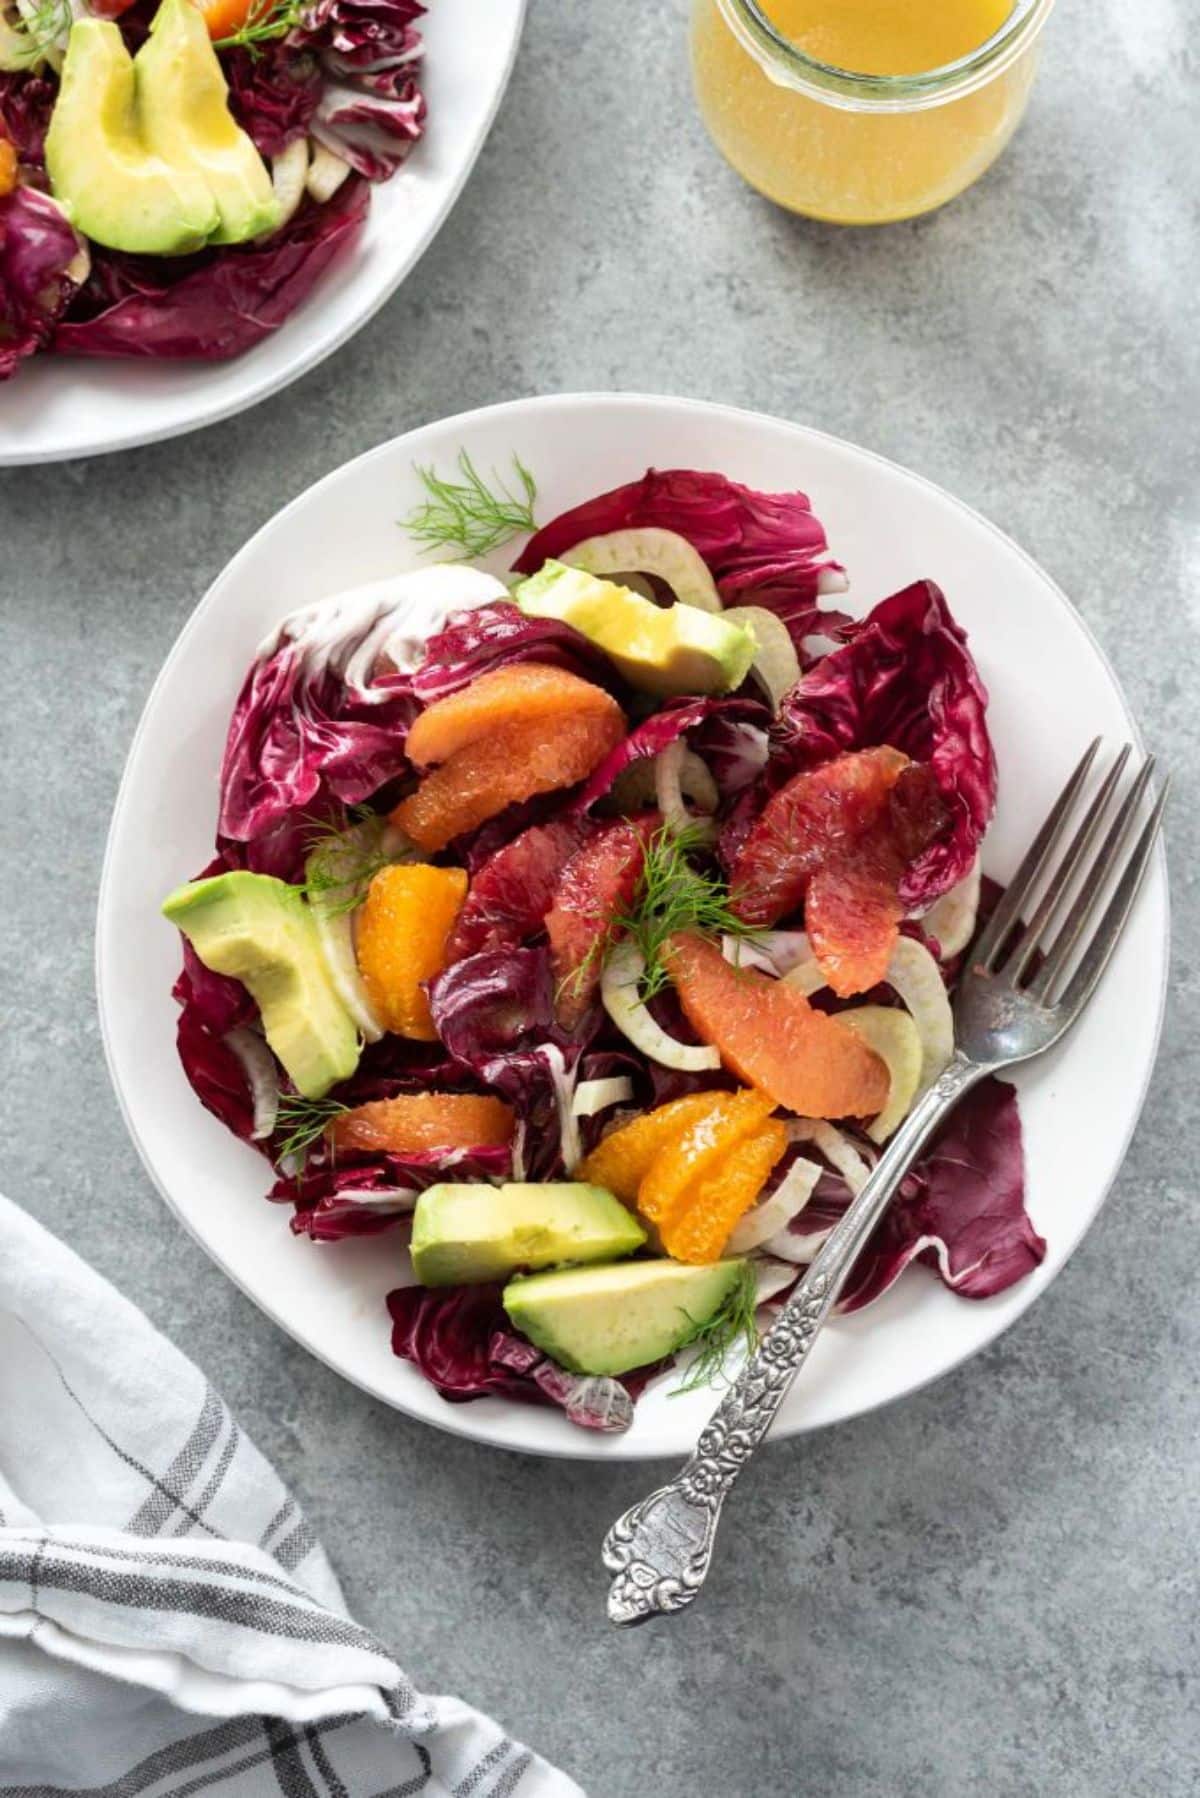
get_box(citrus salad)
[163,459,1045,1433]
[0,0,424,379]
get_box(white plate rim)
[0,0,527,467]
[95,391,1171,1461]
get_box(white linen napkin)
[0,1194,582,1797]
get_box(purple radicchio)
[386,1283,636,1430]
[514,467,849,644]
[54,174,369,362]
[412,601,618,704]
[224,42,323,158]
[0,186,85,382]
[296,0,426,182]
[773,580,997,908]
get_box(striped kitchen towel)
[0,1195,581,1797]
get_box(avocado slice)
[163,871,360,1100]
[135,0,278,246]
[45,19,218,255]
[515,561,756,698]
[503,1257,747,1377]
[411,1182,646,1287]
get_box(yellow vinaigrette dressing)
[691,0,1053,223]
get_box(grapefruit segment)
[729,746,908,929]
[574,1092,729,1200]
[328,1092,514,1155]
[392,706,625,853]
[661,1119,788,1264]
[355,863,467,1040]
[445,818,589,963]
[546,816,656,1027]
[406,663,623,768]
[664,931,889,1119]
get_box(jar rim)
[719,0,1056,110]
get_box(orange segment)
[574,1092,729,1197]
[355,863,467,1040]
[392,708,625,853]
[406,664,623,768]
[665,931,889,1119]
[328,1092,514,1155]
[638,1088,777,1230]
[661,1119,788,1264]
[0,139,16,199]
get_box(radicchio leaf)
[386,1285,635,1430]
[513,467,848,641]
[225,42,322,157]
[775,580,997,907]
[0,72,55,169]
[573,695,771,812]
[411,601,615,704]
[282,1144,512,1241]
[298,0,426,181]
[0,186,84,381]
[54,176,369,362]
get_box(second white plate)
[1,0,526,465]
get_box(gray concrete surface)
[2,1,1197,1791]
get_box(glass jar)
[690,0,1056,225]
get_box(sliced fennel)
[838,1006,923,1144]
[610,745,718,818]
[920,857,982,960]
[560,527,723,613]
[224,1026,281,1141]
[721,606,800,710]
[266,138,308,234]
[312,902,385,1042]
[785,1119,871,1192]
[601,938,720,1072]
[571,1076,634,1119]
[655,740,718,839]
[728,1154,822,1254]
[306,142,351,203]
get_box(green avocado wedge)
[503,1257,748,1377]
[515,561,756,698]
[135,0,278,245]
[162,871,360,1100]
[45,19,218,255]
[411,1182,647,1287]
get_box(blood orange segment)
[574,1092,729,1199]
[392,708,625,853]
[328,1093,514,1155]
[729,746,908,929]
[445,818,590,963]
[661,1119,788,1264]
[546,817,655,1028]
[638,1088,777,1230]
[406,664,623,768]
[664,931,889,1119]
[355,863,468,1040]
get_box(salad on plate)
[161,456,1046,1436]
[0,0,425,379]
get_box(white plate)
[96,394,1169,1461]
[0,0,525,466]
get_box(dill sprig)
[403,450,538,560]
[671,1262,760,1395]
[274,1094,347,1168]
[214,0,304,53]
[301,812,390,918]
[615,821,762,999]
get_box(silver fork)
[602,740,1168,1626]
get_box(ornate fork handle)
[602,1053,981,1626]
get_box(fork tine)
[1027,756,1159,1001]
[970,738,1100,973]
[1040,774,1169,1014]
[1004,745,1132,983]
